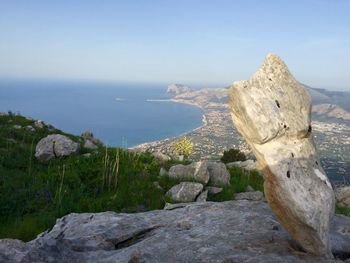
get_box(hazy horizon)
[1,1,350,91]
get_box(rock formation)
[167,161,230,186]
[228,54,335,257]
[35,134,80,161]
[1,201,349,263]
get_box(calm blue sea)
[0,80,203,147]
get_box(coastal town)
[134,84,350,184]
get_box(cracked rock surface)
[229,54,335,257]
[1,201,349,263]
[35,134,80,161]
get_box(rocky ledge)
[1,201,349,263]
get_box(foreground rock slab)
[229,54,335,257]
[1,201,349,263]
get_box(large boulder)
[35,134,80,161]
[1,201,349,263]
[207,161,231,186]
[168,161,210,184]
[335,186,350,208]
[229,54,335,257]
[166,182,203,202]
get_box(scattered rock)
[246,185,255,192]
[205,186,223,195]
[13,125,21,129]
[235,191,264,201]
[196,190,208,202]
[152,152,170,162]
[207,161,230,186]
[81,130,94,140]
[1,201,349,263]
[335,187,350,209]
[25,125,35,132]
[166,182,203,202]
[168,161,209,184]
[229,53,335,257]
[34,120,44,129]
[159,167,168,177]
[82,153,92,158]
[81,130,102,146]
[153,181,163,191]
[35,134,80,161]
[226,159,258,171]
[84,140,98,150]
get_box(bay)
[0,79,203,147]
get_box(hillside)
[0,112,262,241]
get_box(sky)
[0,0,349,90]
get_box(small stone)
[159,167,168,177]
[196,190,208,202]
[84,140,98,150]
[34,120,45,129]
[246,185,255,192]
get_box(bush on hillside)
[173,137,193,159]
[220,148,246,163]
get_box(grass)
[336,206,350,217]
[0,113,347,242]
[208,167,264,202]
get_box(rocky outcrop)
[35,134,80,161]
[81,130,101,149]
[229,54,335,257]
[166,182,203,202]
[166,83,191,94]
[335,186,350,208]
[1,201,349,263]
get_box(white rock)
[228,54,335,257]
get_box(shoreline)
[131,99,208,149]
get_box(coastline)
[131,99,208,149]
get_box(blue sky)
[0,0,349,90]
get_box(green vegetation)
[220,148,247,163]
[208,167,264,202]
[336,206,350,217]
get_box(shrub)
[220,148,246,163]
[173,137,193,159]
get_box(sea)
[0,79,203,147]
